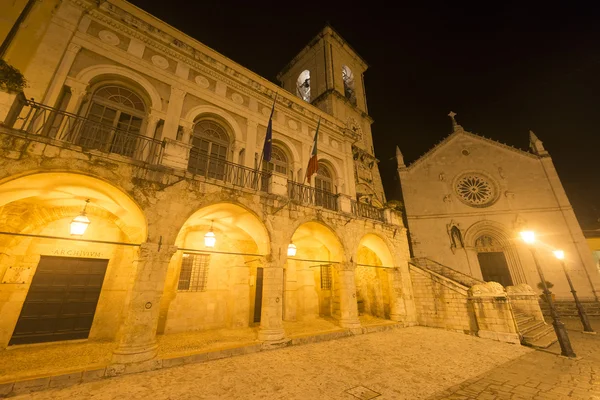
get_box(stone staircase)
[410,257,484,287]
[539,300,600,318]
[514,312,557,348]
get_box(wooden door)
[477,252,513,287]
[253,267,263,323]
[10,256,109,345]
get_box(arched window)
[296,70,311,102]
[80,85,147,158]
[315,162,336,210]
[262,145,291,178]
[342,65,356,106]
[188,119,230,179]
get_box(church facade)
[398,115,600,302]
[0,0,415,365]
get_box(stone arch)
[183,105,242,144]
[0,172,148,346]
[160,201,271,334]
[74,64,163,113]
[464,220,526,285]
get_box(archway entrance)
[285,222,344,322]
[0,173,146,347]
[160,203,269,335]
[475,234,513,287]
[355,234,394,320]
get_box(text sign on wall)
[51,249,104,258]
[2,266,32,284]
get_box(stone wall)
[409,265,476,333]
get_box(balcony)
[5,97,163,164]
[2,97,392,223]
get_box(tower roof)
[277,25,368,81]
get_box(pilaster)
[43,42,81,107]
[163,87,186,140]
[257,257,286,343]
[335,261,361,329]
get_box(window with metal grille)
[320,264,332,290]
[178,253,210,292]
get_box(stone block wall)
[409,265,476,333]
[468,282,520,344]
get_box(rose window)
[455,174,496,207]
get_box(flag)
[262,99,275,162]
[305,118,321,184]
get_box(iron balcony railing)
[287,181,338,211]
[351,200,385,222]
[5,97,164,164]
[188,152,271,192]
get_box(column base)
[111,341,158,365]
[338,317,361,329]
[257,327,286,342]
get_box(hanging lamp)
[70,199,91,236]
[204,220,216,248]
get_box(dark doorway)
[10,256,109,345]
[253,267,263,323]
[477,252,513,287]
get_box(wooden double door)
[10,256,108,345]
[477,251,513,287]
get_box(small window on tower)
[296,70,311,102]
[342,65,356,105]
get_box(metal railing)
[287,181,338,211]
[351,200,385,222]
[188,152,270,192]
[5,97,164,164]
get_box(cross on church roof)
[448,111,457,125]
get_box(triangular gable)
[405,128,538,171]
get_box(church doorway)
[475,235,513,287]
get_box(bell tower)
[278,26,387,207]
[277,25,369,119]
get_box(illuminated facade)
[398,116,600,302]
[0,0,414,365]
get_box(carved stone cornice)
[70,0,354,140]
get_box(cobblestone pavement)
[428,317,600,400]
[11,326,531,400]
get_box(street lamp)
[519,231,576,358]
[287,242,297,257]
[204,221,216,248]
[70,199,90,236]
[553,250,595,334]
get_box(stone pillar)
[245,120,258,169]
[112,243,177,365]
[386,268,407,322]
[145,113,161,138]
[161,139,192,170]
[180,121,193,145]
[337,194,352,214]
[335,261,361,329]
[468,282,520,344]
[258,257,286,343]
[269,174,288,196]
[43,43,81,107]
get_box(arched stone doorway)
[0,172,146,347]
[284,221,345,322]
[464,221,526,287]
[160,203,270,335]
[355,234,395,320]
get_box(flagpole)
[254,93,277,188]
[303,116,321,186]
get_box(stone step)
[515,314,534,325]
[523,324,555,343]
[524,329,557,349]
[517,320,545,335]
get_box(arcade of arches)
[0,172,411,364]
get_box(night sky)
[129,0,600,229]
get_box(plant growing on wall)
[536,280,554,291]
[0,59,26,93]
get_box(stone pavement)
[7,318,599,399]
[9,326,531,400]
[428,317,600,400]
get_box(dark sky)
[130,0,600,229]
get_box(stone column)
[64,81,88,115]
[245,120,258,168]
[112,243,177,365]
[386,268,407,322]
[43,43,81,107]
[258,256,286,343]
[335,261,361,329]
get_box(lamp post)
[553,250,595,334]
[520,231,576,358]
